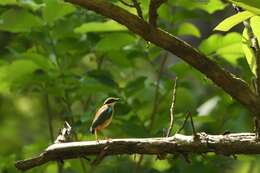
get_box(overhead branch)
[15,133,260,171]
[65,0,260,115]
[149,0,167,27]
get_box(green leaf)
[74,20,127,33]
[177,22,201,38]
[20,52,55,70]
[87,70,118,88]
[173,0,226,14]
[199,34,222,55]
[125,76,147,96]
[0,59,41,93]
[79,76,114,94]
[175,87,196,111]
[106,51,131,67]
[96,33,135,52]
[250,16,260,42]
[7,60,40,81]
[0,9,43,33]
[0,0,16,5]
[214,11,255,32]
[19,0,44,11]
[199,32,244,64]
[152,160,171,172]
[228,0,260,15]
[43,0,76,24]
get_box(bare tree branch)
[150,53,168,129]
[149,0,167,27]
[15,133,260,171]
[166,77,177,137]
[65,0,260,115]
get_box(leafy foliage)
[0,0,260,173]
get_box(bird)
[90,97,120,142]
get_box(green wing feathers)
[90,105,113,133]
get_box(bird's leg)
[95,129,99,143]
[105,136,112,142]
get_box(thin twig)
[119,0,135,7]
[149,53,168,129]
[131,0,143,19]
[91,146,109,166]
[46,26,61,68]
[45,93,54,143]
[177,113,190,134]
[166,77,178,137]
[149,0,167,27]
[136,53,168,171]
[133,155,143,173]
[189,112,197,136]
[177,112,197,137]
[63,92,88,173]
[44,93,64,173]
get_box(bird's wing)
[91,104,113,129]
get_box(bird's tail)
[89,126,95,134]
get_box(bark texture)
[15,133,260,171]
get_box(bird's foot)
[105,137,112,143]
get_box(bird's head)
[103,97,120,105]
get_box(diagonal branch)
[65,0,260,115]
[15,133,260,171]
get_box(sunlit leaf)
[177,22,201,37]
[0,0,16,5]
[199,32,244,64]
[173,0,226,14]
[250,16,260,42]
[199,34,222,55]
[74,20,127,33]
[214,11,255,32]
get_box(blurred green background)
[0,0,260,172]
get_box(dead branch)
[15,133,260,171]
[166,77,177,137]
